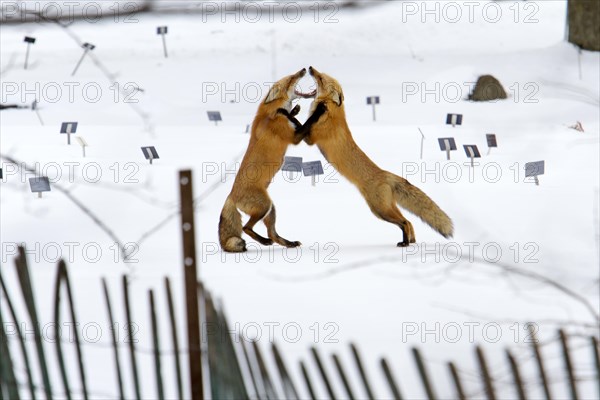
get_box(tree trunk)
[568,0,600,51]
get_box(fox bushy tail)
[219,197,246,252]
[390,174,454,238]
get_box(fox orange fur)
[219,68,316,252]
[303,67,454,246]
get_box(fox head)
[263,68,316,112]
[308,66,344,108]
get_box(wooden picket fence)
[1,170,599,399]
[1,246,599,399]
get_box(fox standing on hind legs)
[219,68,319,253]
[303,67,454,246]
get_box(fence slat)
[62,261,88,400]
[412,348,436,400]
[15,246,53,399]
[529,324,552,399]
[0,305,20,400]
[101,278,125,400]
[310,347,336,399]
[122,275,141,400]
[252,341,279,399]
[332,354,355,400]
[476,346,496,400]
[272,343,300,399]
[240,339,261,398]
[179,169,203,400]
[53,260,89,400]
[213,302,249,398]
[149,290,165,400]
[506,349,526,400]
[559,330,579,400]
[164,277,183,400]
[0,269,36,399]
[447,362,466,400]
[53,262,73,400]
[300,361,317,400]
[350,343,375,399]
[592,336,600,399]
[380,358,403,400]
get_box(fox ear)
[264,84,281,104]
[332,89,343,106]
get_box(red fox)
[303,67,454,246]
[219,68,317,252]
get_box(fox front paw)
[280,240,301,248]
[290,104,301,116]
[309,101,326,116]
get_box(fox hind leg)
[263,205,301,248]
[219,198,247,253]
[381,208,415,247]
[367,185,416,247]
[378,208,415,247]
[243,210,274,246]
[239,193,274,246]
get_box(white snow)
[1,1,599,399]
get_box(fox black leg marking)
[243,212,274,246]
[277,107,303,130]
[290,104,300,117]
[297,102,327,136]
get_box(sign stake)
[60,122,78,145]
[29,176,51,198]
[157,27,168,58]
[282,156,303,181]
[25,43,31,69]
[72,49,88,76]
[302,161,324,187]
[32,100,44,125]
[207,111,222,126]
[72,43,95,76]
[446,113,463,128]
[525,160,545,186]
[463,145,481,168]
[24,36,36,70]
[438,137,457,160]
[486,134,498,155]
[141,146,160,165]
[35,110,43,125]
[366,96,380,122]
[76,137,88,157]
[418,128,425,160]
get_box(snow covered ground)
[1,1,599,398]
